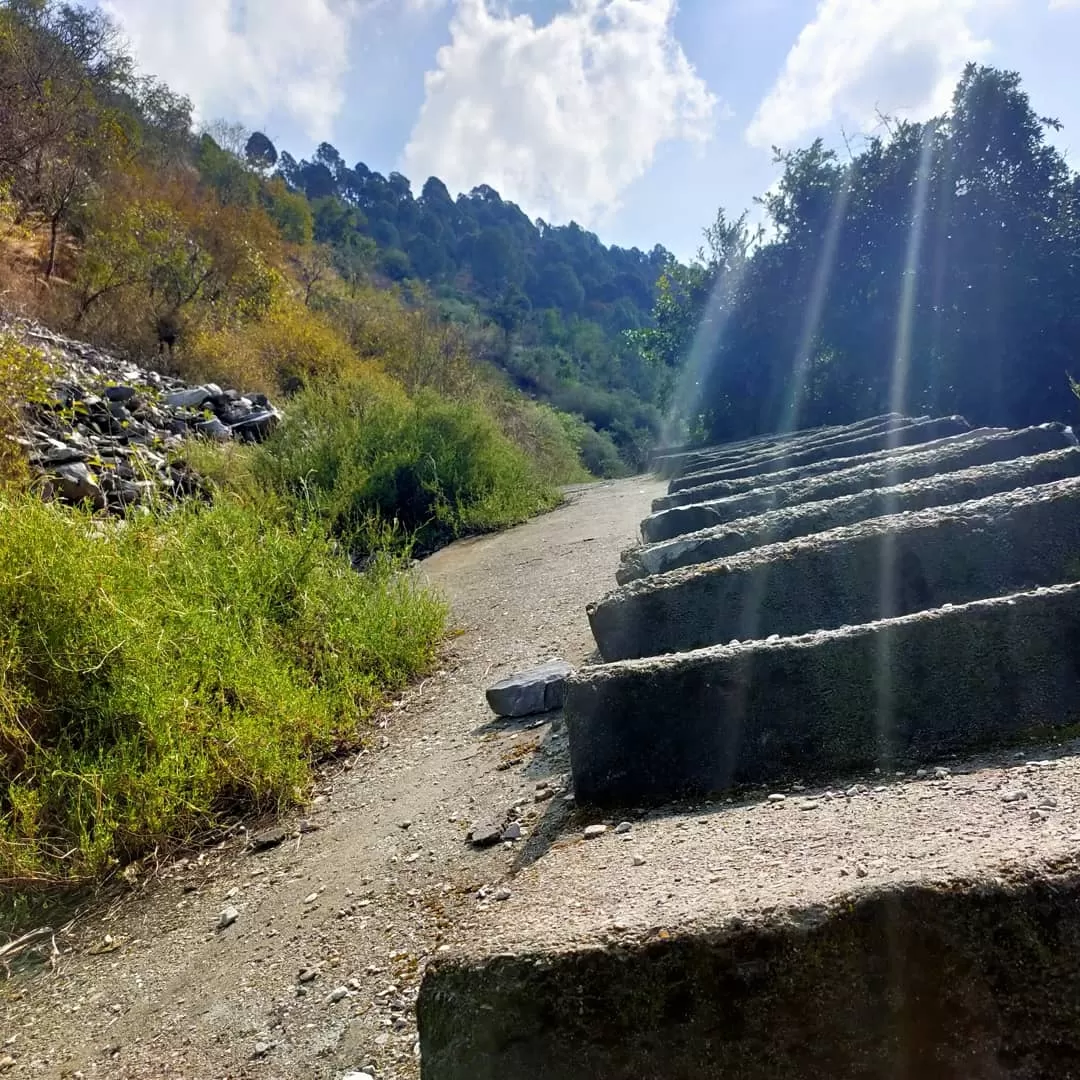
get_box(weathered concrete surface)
[664,414,915,483]
[571,584,1080,801]
[485,660,574,717]
[668,414,927,492]
[417,752,1080,1080]
[655,412,909,479]
[593,477,1080,661]
[621,447,1080,583]
[664,415,969,491]
[643,424,1076,543]
[653,426,997,515]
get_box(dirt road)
[1,476,665,1080]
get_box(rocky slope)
[4,318,280,511]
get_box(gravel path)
[0,476,664,1080]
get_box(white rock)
[632,854,646,867]
[614,821,632,835]
[217,906,239,930]
[583,824,608,839]
[328,986,349,1004]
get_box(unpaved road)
[0,476,665,1080]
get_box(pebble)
[251,1042,271,1060]
[798,800,820,811]
[298,968,319,984]
[399,820,413,829]
[855,863,868,878]
[583,824,608,839]
[767,793,786,803]
[1001,789,1028,803]
[494,887,512,901]
[915,769,928,778]
[934,767,951,779]
[217,906,239,931]
[632,854,646,866]
[304,892,319,905]
[614,821,633,834]
[500,822,522,842]
[328,986,349,1004]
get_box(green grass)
[255,377,563,555]
[0,493,446,900]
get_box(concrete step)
[667,414,918,485]
[621,447,1080,583]
[643,424,1075,544]
[664,416,969,491]
[417,748,1080,1079]
[593,477,1080,661]
[651,413,908,478]
[653,426,998,516]
[668,415,930,492]
[571,583,1080,802]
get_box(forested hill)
[200,137,673,469]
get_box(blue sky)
[94,0,1080,259]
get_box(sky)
[92,0,1080,259]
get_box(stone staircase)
[417,414,1080,1080]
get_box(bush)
[0,495,445,893]
[257,376,561,553]
[184,293,357,394]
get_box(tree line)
[636,64,1080,444]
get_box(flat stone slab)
[665,415,969,491]
[572,584,1080,802]
[655,413,908,479]
[594,477,1080,661]
[486,660,574,717]
[642,423,1076,544]
[668,414,928,492]
[621,447,1080,583]
[417,748,1080,1079]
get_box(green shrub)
[0,494,445,893]
[257,377,561,553]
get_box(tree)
[245,130,277,171]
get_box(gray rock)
[104,385,136,402]
[165,386,214,409]
[468,821,504,848]
[486,660,574,717]
[217,906,239,930]
[494,887,512,901]
[328,986,349,1004]
[52,462,104,508]
[500,822,522,842]
[614,821,633,834]
[595,478,1080,661]
[583,824,608,839]
[194,417,231,441]
[567,584,1080,805]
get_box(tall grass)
[0,494,446,895]
[256,375,562,554]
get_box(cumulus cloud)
[747,0,991,149]
[402,0,718,226]
[100,0,360,140]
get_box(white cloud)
[747,0,991,149]
[402,0,718,227]
[100,0,359,140]
[1049,0,1079,9]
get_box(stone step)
[665,416,969,492]
[643,424,1075,544]
[620,447,1080,583]
[665,413,915,482]
[417,748,1080,1079]
[653,426,999,516]
[668,414,928,492]
[573,583,1080,802]
[593,477,1080,661]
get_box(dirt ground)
[0,476,665,1080]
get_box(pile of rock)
[4,318,281,513]
[566,412,1080,803]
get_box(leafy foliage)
[650,65,1080,443]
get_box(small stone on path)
[583,824,608,839]
[468,821,504,848]
[632,854,646,866]
[500,822,522,842]
[1001,789,1028,803]
[614,821,633,834]
[486,660,574,718]
[494,887,512,901]
[328,986,349,1004]
[768,793,786,803]
[217,906,238,931]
